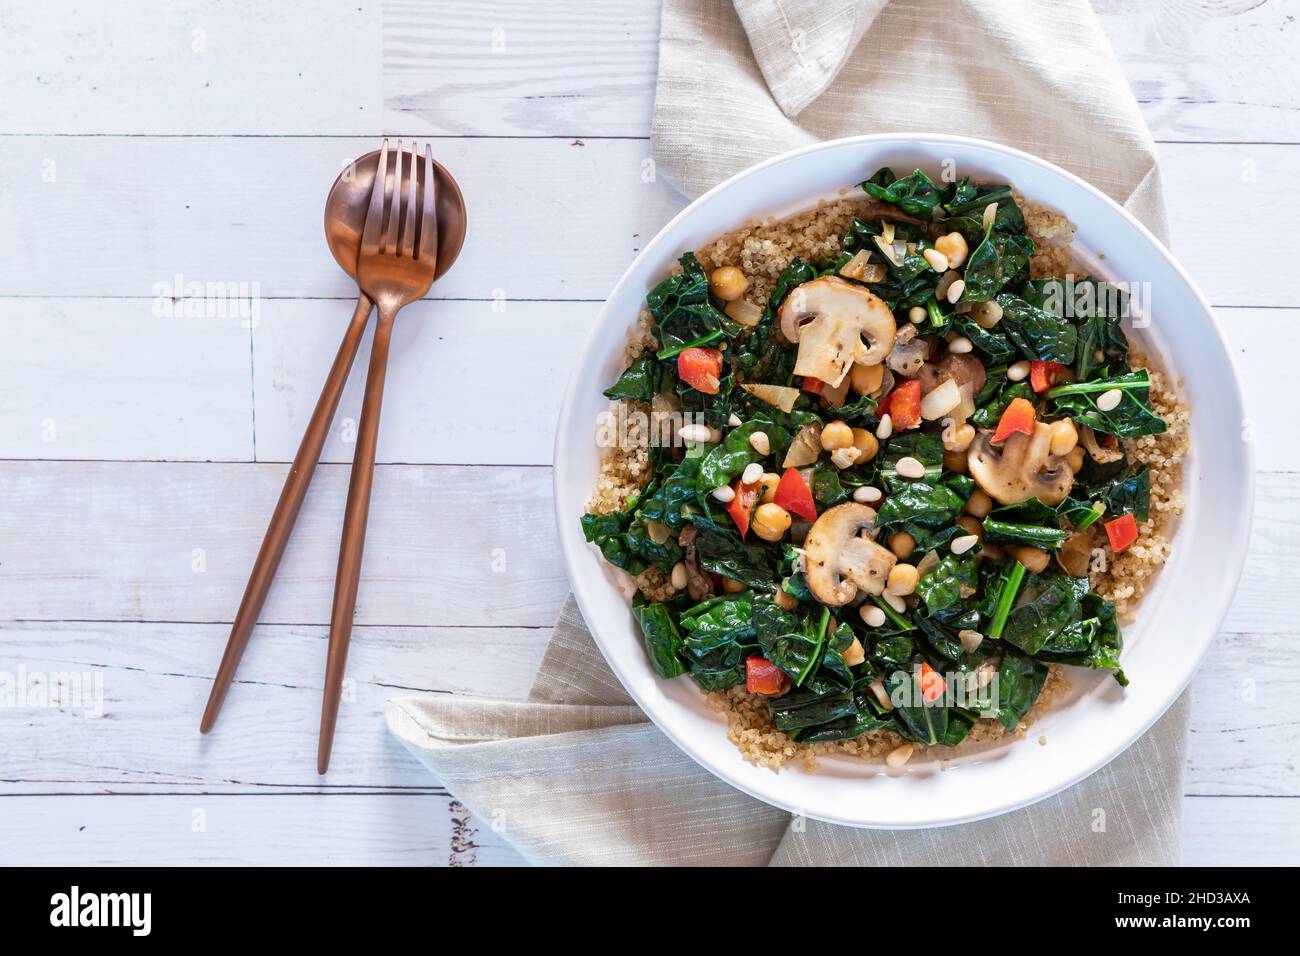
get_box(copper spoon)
[199,146,466,736]
[318,140,465,773]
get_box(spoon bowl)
[324,148,467,283]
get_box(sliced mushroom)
[967,421,1075,506]
[677,525,714,602]
[859,201,927,227]
[887,324,929,377]
[803,503,898,606]
[779,277,896,388]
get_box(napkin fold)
[388,0,1187,866]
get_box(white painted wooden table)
[1,0,1296,867]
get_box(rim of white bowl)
[553,133,1255,828]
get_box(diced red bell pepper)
[801,376,826,395]
[1029,360,1066,393]
[1104,512,1139,553]
[726,478,760,538]
[773,467,817,521]
[884,378,922,430]
[746,656,789,696]
[992,396,1037,444]
[677,347,723,395]
[919,661,946,704]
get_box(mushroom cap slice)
[803,503,897,606]
[968,421,1075,506]
[779,277,896,388]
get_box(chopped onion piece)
[740,382,800,413]
[920,378,961,420]
[724,298,762,327]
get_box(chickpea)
[886,562,920,596]
[1011,545,1050,573]
[751,502,792,542]
[774,582,799,610]
[842,635,867,667]
[722,576,748,594]
[850,361,885,396]
[956,515,983,539]
[1065,446,1086,472]
[934,231,969,268]
[965,489,993,518]
[851,428,879,462]
[820,420,854,451]
[758,471,781,504]
[943,449,969,474]
[943,421,975,453]
[708,266,749,302]
[889,531,916,559]
[1049,418,1079,457]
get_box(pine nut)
[860,604,887,628]
[950,534,980,555]
[748,430,770,456]
[679,423,713,443]
[947,335,973,354]
[741,462,764,485]
[946,279,966,304]
[711,484,736,503]
[670,562,688,590]
[646,520,671,545]
[875,413,893,439]
[853,485,883,503]
[1007,360,1031,382]
[1097,388,1122,412]
[958,629,984,654]
[886,743,915,768]
[895,456,926,479]
[728,412,742,427]
[882,592,906,614]
[922,248,949,272]
[982,202,998,230]
[869,676,893,710]
[908,305,926,323]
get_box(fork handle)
[200,294,373,734]
[318,304,397,773]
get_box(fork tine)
[399,142,419,259]
[360,139,389,254]
[384,140,403,254]
[419,143,438,264]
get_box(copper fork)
[317,139,439,773]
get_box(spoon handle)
[199,294,373,734]
[318,305,397,773]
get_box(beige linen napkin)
[387,0,1187,866]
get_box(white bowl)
[553,134,1253,828]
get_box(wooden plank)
[0,461,1292,633]
[0,620,548,791]
[0,793,524,866]
[1094,0,1300,144]
[0,613,1295,796]
[1186,630,1300,797]
[0,297,1289,471]
[1182,797,1300,866]
[0,300,253,462]
[0,136,683,302]
[381,0,658,138]
[0,136,1293,307]
[0,461,570,627]
[0,0,382,135]
[0,1,1292,146]
[251,298,593,466]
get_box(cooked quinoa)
[586,181,1185,771]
